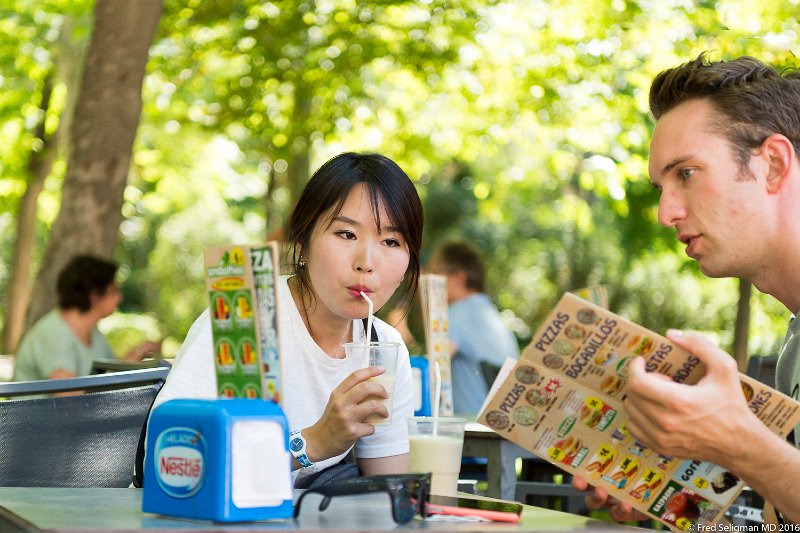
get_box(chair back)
[745,354,778,389]
[91,358,170,374]
[0,367,169,488]
[479,361,502,389]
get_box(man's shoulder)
[19,310,70,349]
[450,293,497,319]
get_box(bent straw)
[360,291,374,368]
[433,360,442,437]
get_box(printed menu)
[478,292,800,531]
[421,273,454,416]
[204,243,282,403]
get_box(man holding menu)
[575,54,800,524]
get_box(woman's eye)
[335,230,356,240]
[679,168,695,180]
[383,238,401,247]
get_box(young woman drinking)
[151,152,423,487]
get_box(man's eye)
[679,168,695,180]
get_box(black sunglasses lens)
[391,478,430,524]
[393,494,417,524]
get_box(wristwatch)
[289,430,314,468]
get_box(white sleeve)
[153,309,217,409]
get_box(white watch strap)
[289,430,314,468]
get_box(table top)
[0,487,647,533]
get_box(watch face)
[290,437,304,453]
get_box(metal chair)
[745,354,778,388]
[479,361,502,389]
[0,367,169,488]
[90,358,170,374]
[514,465,587,514]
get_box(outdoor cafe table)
[0,487,649,532]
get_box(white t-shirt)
[152,275,413,486]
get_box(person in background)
[573,54,800,525]
[152,152,424,488]
[429,241,519,415]
[13,255,162,381]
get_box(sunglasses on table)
[294,473,431,525]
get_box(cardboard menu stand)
[204,243,282,403]
[478,292,800,532]
[571,286,608,309]
[421,274,454,416]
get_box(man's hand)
[623,330,756,464]
[571,330,758,524]
[124,340,162,361]
[571,476,649,522]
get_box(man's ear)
[762,134,796,194]
[88,290,100,307]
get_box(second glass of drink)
[407,416,466,495]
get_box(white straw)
[360,291,373,367]
[433,360,442,437]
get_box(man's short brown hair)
[649,53,800,174]
[431,241,485,292]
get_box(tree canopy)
[2,0,798,359]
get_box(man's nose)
[657,190,687,228]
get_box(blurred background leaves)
[1,0,798,359]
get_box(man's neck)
[59,308,97,346]
[750,236,800,314]
[759,165,800,313]
[449,288,479,304]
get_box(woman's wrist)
[301,425,324,464]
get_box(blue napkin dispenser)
[142,398,293,522]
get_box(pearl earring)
[299,259,307,267]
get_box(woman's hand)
[303,366,390,462]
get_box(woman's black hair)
[57,255,118,312]
[286,152,423,313]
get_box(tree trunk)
[733,278,751,372]
[25,0,163,328]
[3,16,88,353]
[2,78,59,354]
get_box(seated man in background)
[13,255,161,381]
[429,241,519,415]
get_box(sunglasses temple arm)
[319,495,332,511]
[293,492,306,519]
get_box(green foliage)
[4,0,800,355]
[0,0,91,313]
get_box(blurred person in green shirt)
[13,255,161,381]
